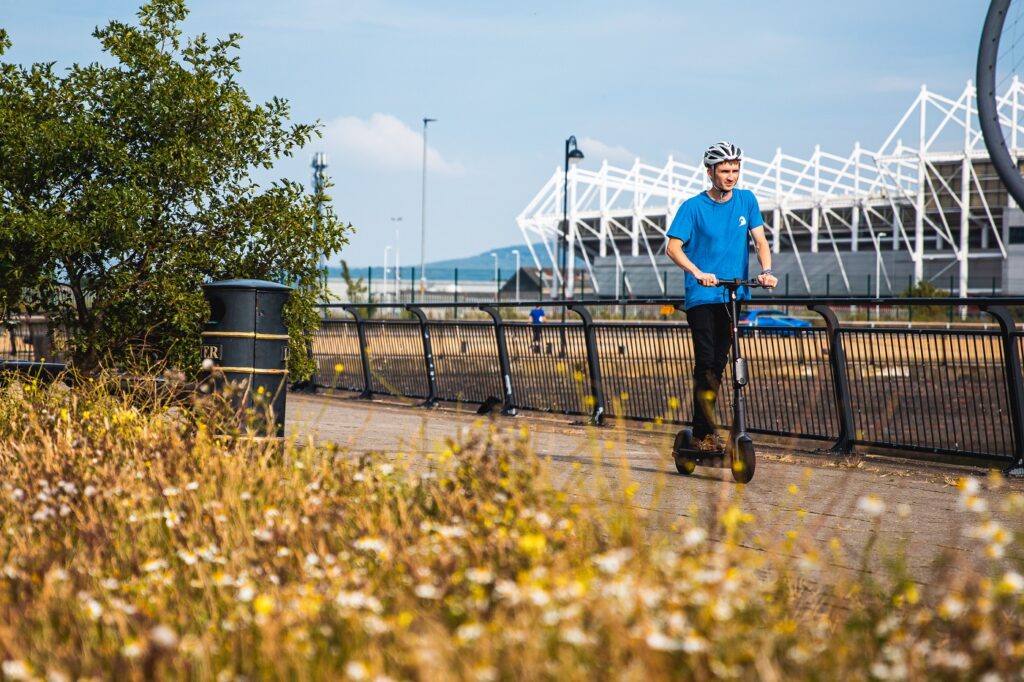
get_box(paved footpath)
[287,391,1024,584]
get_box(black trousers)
[686,303,732,439]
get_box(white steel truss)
[517,80,1024,297]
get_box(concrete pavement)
[286,391,1024,583]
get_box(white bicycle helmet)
[703,141,742,167]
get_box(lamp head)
[566,136,585,166]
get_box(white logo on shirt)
[738,216,747,227]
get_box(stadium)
[516,80,1024,299]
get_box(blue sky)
[2,1,990,267]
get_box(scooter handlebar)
[709,277,771,290]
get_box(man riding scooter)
[665,141,778,453]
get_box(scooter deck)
[672,428,756,482]
[671,448,728,469]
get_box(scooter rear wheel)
[730,437,756,484]
[672,430,697,475]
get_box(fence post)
[621,271,627,320]
[405,305,438,408]
[569,304,606,426]
[343,305,374,400]
[479,305,517,416]
[809,304,854,454]
[454,267,460,319]
[981,305,1024,475]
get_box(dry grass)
[1,374,1023,680]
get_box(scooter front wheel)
[673,430,697,475]
[730,437,756,484]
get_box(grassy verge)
[0,375,1023,680]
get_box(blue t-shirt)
[529,308,545,324]
[666,188,764,310]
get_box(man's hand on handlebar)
[694,273,780,288]
[694,271,718,287]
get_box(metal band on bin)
[201,331,290,340]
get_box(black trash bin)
[202,279,292,439]
[26,315,52,362]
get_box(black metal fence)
[0,316,54,362]
[313,297,1024,465]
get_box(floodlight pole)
[391,216,402,302]
[420,118,436,296]
[490,252,499,301]
[513,249,521,301]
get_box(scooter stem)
[729,286,748,435]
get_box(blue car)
[738,309,813,337]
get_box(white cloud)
[319,113,463,175]
[578,137,637,167]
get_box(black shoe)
[695,434,725,453]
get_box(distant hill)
[329,245,580,282]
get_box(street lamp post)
[383,246,391,301]
[560,136,584,355]
[560,136,585,302]
[875,232,887,298]
[512,249,520,301]
[874,231,886,319]
[490,252,499,301]
[420,118,437,296]
[391,216,402,302]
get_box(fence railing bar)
[318,295,1024,310]
[981,306,1024,474]
[405,306,439,408]
[479,306,517,416]
[569,304,606,426]
[808,304,855,454]
[342,306,373,399]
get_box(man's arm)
[666,237,718,286]
[750,227,778,288]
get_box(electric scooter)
[672,278,767,484]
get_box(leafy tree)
[340,260,367,302]
[0,0,350,379]
[900,279,951,322]
[339,259,370,314]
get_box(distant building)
[518,81,1024,298]
[498,267,595,301]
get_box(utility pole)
[420,118,437,295]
